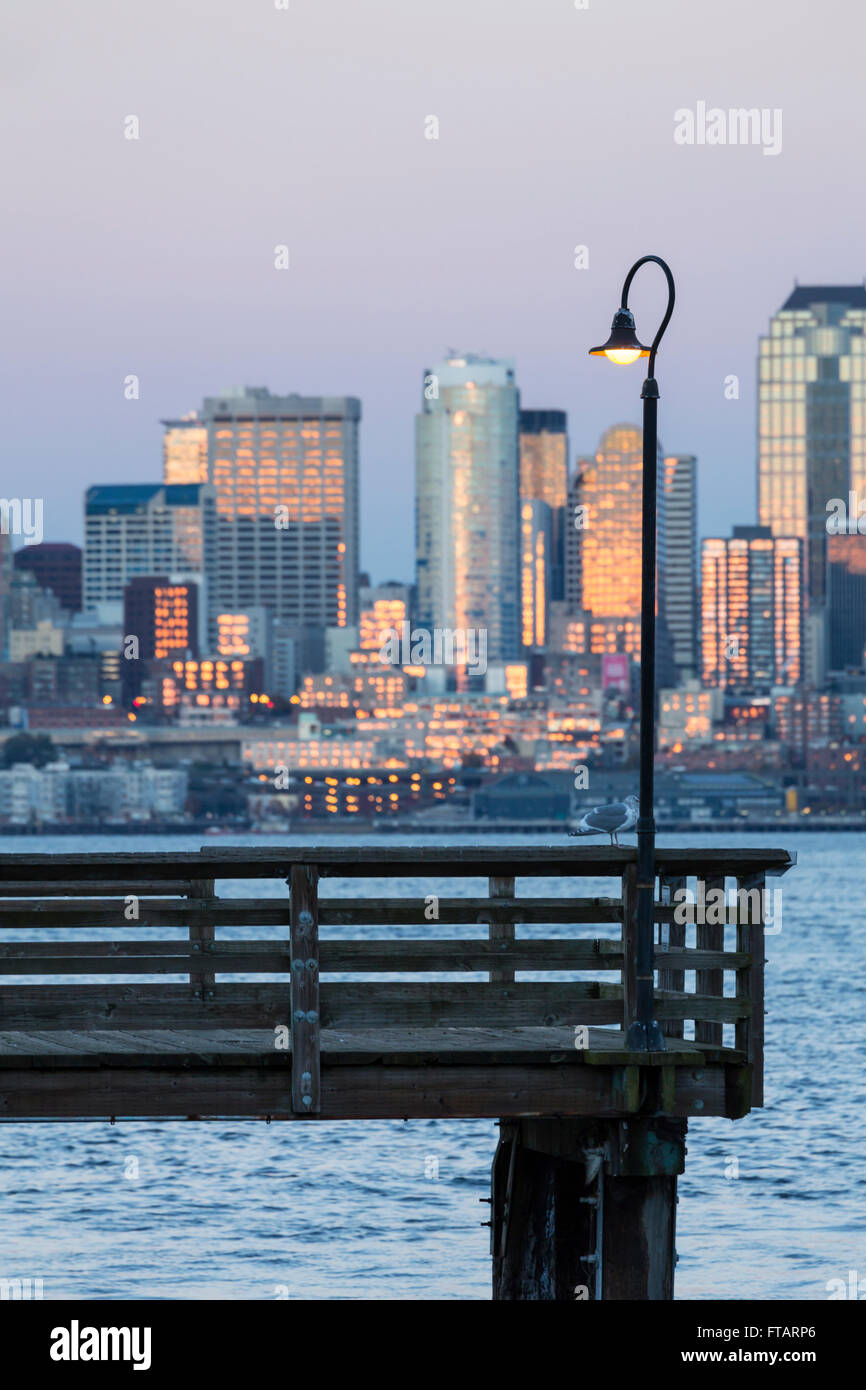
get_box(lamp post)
[589,253,675,1052]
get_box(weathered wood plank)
[736,873,765,1108]
[0,982,626,1029]
[485,875,516,985]
[289,863,320,1114]
[658,874,686,1040]
[188,879,214,992]
[0,898,623,928]
[0,1060,737,1120]
[0,1026,739,1067]
[696,875,725,1046]
[0,846,795,883]
[0,938,625,973]
[621,863,638,1032]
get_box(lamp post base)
[626,1019,666,1053]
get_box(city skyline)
[4,0,863,583]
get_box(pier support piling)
[491,1117,686,1301]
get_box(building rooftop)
[781,285,866,312]
[85,485,162,515]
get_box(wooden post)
[188,878,215,997]
[487,874,515,984]
[621,862,638,1034]
[491,1118,684,1300]
[658,873,686,1040]
[736,872,766,1107]
[696,874,725,1046]
[289,863,320,1115]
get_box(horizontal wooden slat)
[0,1059,736,1121]
[654,949,749,971]
[0,982,625,1030]
[655,994,750,1023]
[0,845,795,883]
[0,897,622,929]
[0,939,624,974]
[319,898,624,926]
[0,882,197,899]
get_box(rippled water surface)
[0,831,861,1299]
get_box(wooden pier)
[0,844,792,1300]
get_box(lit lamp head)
[589,307,650,366]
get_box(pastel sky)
[2,0,862,582]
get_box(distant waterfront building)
[84,484,214,616]
[415,354,519,671]
[13,543,82,613]
[662,455,698,681]
[359,582,411,651]
[519,410,567,601]
[758,284,866,682]
[826,534,866,672]
[700,525,803,690]
[123,576,199,662]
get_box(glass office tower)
[415,354,519,667]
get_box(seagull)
[569,794,639,846]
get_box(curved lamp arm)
[621,255,676,380]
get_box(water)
[0,830,861,1300]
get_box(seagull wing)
[581,802,630,833]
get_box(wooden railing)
[0,846,793,1116]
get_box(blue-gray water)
[0,830,861,1300]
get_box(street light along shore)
[589,253,676,1052]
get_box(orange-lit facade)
[701,527,803,690]
[575,425,647,619]
[519,501,550,650]
[189,389,359,648]
[122,575,198,662]
[519,410,567,509]
[162,415,208,485]
[359,585,409,652]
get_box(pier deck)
[0,845,791,1123]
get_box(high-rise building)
[701,525,803,691]
[758,284,866,681]
[13,543,82,613]
[519,410,567,601]
[415,354,519,671]
[84,484,214,616]
[194,388,360,649]
[162,413,208,485]
[662,455,698,681]
[575,424,648,622]
[826,534,866,672]
[571,424,671,663]
[519,500,552,651]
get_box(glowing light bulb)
[604,348,642,365]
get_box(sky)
[2,0,864,583]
